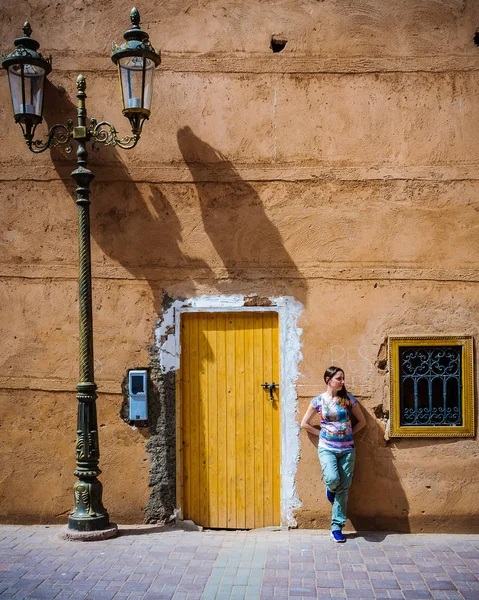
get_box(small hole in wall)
[475,31,479,46]
[271,36,287,53]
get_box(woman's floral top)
[311,393,358,452]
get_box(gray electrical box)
[129,370,148,421]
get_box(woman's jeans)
[318,447,356,532]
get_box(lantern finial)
[130,8,140,28]
[22,22,32,37]
[76,74,86,92]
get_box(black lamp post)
[2,8,160,538]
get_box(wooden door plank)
[206,313,219,528]
[176,358,183,514]
[216,313,228,528]
[181,316,190,519]
[189,314,200,523]
[271,314,281,526]
[244,312,256,529]
[226,315,237,528]
[253,313,265,528]
[198,312,209,527]
[235,314,246,529]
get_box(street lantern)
[112,8,161,136]
[1,22,51,140]
[2,9,160,539]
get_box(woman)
[301,366,366,543]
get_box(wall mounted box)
[128,370,148,421]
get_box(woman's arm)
[351,403,367,435]
[300,403,320,437]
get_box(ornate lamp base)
[66,477,116,537]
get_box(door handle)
[261,381,279,402]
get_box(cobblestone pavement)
[0,525,478,600]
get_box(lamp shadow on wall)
[176,126,308,307]
[44,85,308,311]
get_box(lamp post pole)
[2,9,161,538]
[69,75,108,533]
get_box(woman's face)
[328,370,345,392]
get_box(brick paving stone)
[427,581,458,590]
[369,564,394,572]
[341,557,365,566]
[402,591,433,599]
[27,589,62,599]
[419,566,447,574]
[448,572,478,581]
[345,591,376,599]
[315,563,340,571]
[364,557,391,565]
[369,572,393,580]
[372,579,401,589]
[342,570,369,580]
[390,557,416,565]
[343,579,360,589]
[397,573,426,582]
[316,579,344,589]
[289,586,317,596]
[86,592,117,600]
[350,565,368,573]
[392,566,414,573]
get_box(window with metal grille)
[389,337,474,437]
[400,346,461,426]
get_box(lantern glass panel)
[119,56,155,111]
[8,63,45,117]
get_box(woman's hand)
[300,404,320,436]
[351,403,367,435]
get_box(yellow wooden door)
[178,311,280,529]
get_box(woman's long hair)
[323,366,352,408]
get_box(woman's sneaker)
[330,530,346,543]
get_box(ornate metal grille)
[399,346,462,426]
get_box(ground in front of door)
[0,525,478,600]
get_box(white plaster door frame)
[155,295,303,527]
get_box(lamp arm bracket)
[90,118,139,151]
[27,120,74,154]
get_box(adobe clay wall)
[0,0,478,530]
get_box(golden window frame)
[389,336,475,438]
